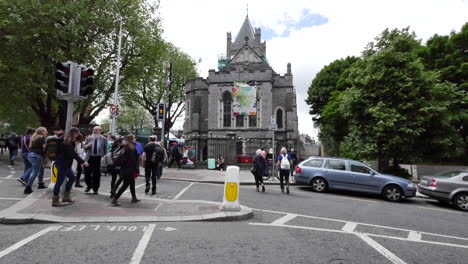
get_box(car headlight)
[407,183,415,189]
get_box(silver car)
[294,157,416,202]
[417,170,468,211]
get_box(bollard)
[220,166,241,211]
[47,162,58,192]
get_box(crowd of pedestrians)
[4,125,175,207]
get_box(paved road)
[0,155,467,264]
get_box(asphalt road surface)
[0,157,467,264]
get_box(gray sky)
[157,0,467,139]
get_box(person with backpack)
[109,137,123,198]
[83,126,108,195]
[111,134,140,206]
[23,127,48,194]
[168,143,181,169]
[142,136,163,195]
[5,133,20,165]
[52,127,89,206]
[276,147,293,194]
[21,128,35,173]
[252,149,266,192]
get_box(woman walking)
[53,127,89,206]
[74,133,86,188]
[111,134,140,206]
[23,127,48,194]
[253,149,266,192]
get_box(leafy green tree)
[305,56,358,155]
[0,0,163,129]
[338,28,467,171]
[103,104,153,136]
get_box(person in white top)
[74,133,86,188]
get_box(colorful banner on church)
[232,82,257,116]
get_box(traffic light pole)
[65,62,79,131]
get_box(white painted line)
[271,213,297,225]
[416,206,462,214]
[253,208,468,241]
[0,181,3,183]
[154,203,163,212]
[0,198,22,201]
[356,233,407,264]
[6,175,13,178]
[173,182,195,200]
[342,222,358,233]
[124,183,146,194]
[408,231,422,241]
[250,222,346,234]
[0,226,61,259]
[129,224,156,264]
[368,233,468,249]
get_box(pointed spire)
[234,16,255,45]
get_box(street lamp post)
[111,18,123,136]
[164,61,173,148]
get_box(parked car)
[417,170,468,211]
[294,157,416,202]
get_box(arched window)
[276,108,283,129]
[223,92,232,127]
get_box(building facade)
[184,16,299,162]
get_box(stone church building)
[184,15,299,162]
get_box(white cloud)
[158,0,468,138]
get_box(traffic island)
[0,191,253,224]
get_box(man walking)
[142,136,164,195]
[168,142,181,169]
[83,126,107,195]
[5,133,20,165]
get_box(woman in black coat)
[253,149,266,192]
[111,134,140,206]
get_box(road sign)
[110,105,118,115]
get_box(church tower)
[184,15,299,163]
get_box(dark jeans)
[279,169,290,190]
[145,163,158,191]
[254,172,264,188]
[85,155,102,192]
[54,165,76,196]
[75,164,83,183]
[22,152,31,173]
[168,156,181,168]
[9,148,18,163]
[110,167,119,192]
[115,173,136,199]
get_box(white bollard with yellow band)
[47,161,58,192]
[220,166,241,211]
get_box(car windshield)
[436,170,468,178]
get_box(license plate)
[420,180,427,185]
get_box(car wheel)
[453,193,468,211]
[310,177,328,193]
[383,185,403,202]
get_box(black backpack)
[150,144,165,165]
[112,146,126,166]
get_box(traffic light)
[55,62,71,94]
[79,67,94,98]
[158,103,165,120]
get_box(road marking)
[6,175,13,178]
[416,206,462,214]
[173,182,195,200]
[124,183,146,194]
[342,222,358,233]
[368,233,468,249]
[0,197,22,200]
[0,181,3,183]
[356,233,407,264]
[0,226,61,259]
[130,224,156,264]
[407,231,421,241]
[271,213,297,225]
[252,208,468,242]
[154,203,163,212]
